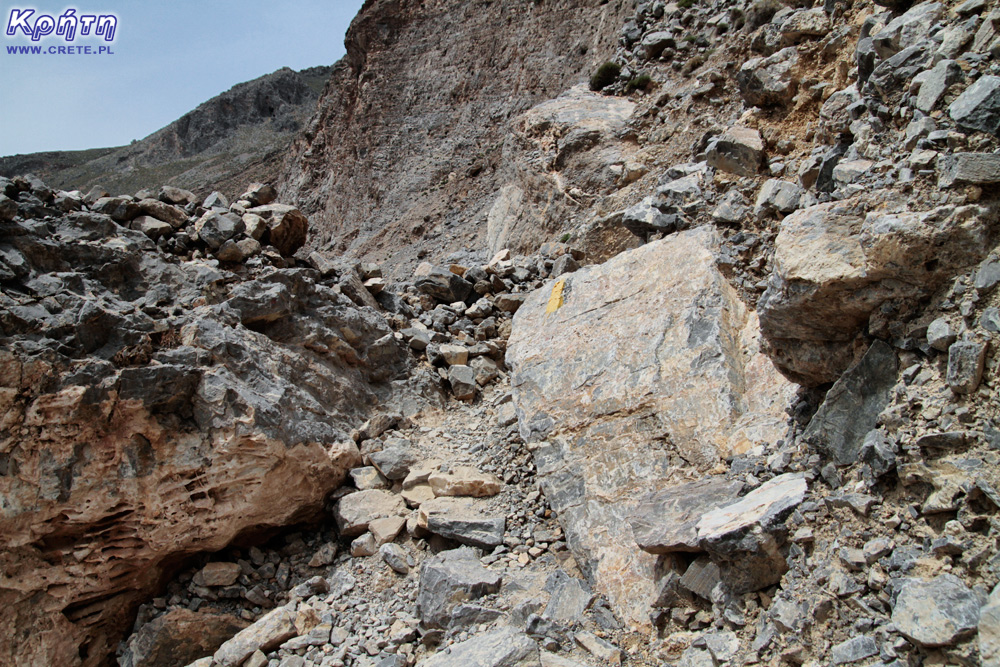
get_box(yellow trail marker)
[545,280,566,314]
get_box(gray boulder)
[872,2,944,58]
[938,152,1000,187]
[865,44,933,105]
[802,341,897,465]
[416,266,474,303]
[947,340,988,394]
[695,473,807,594]
[195,211,245,250]
[706,127,764,177]
[915,59,962,113]
[754,179,805,218]
[448,364,478,401]
[419,497,506,549]
[949,75,1000,135]
[758,200,992,385]
[892,574,980,647]
[737,47,799,107]
[416,548,502,630]
[621,197,678,238]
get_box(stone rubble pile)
[6,0,1000,665]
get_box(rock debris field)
[4,0,1000,665]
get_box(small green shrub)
[559,232,571,243]
[677,0,695,8]
[589,61,622,91]
[626,74,652,93]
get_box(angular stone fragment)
[158,185,197,206]
[980,583,1000,667]
[439,343,469,366]
[416,266,474,303]
[369,515,406,545]
[429,466,503,497]
[421,626,539,667]
[91,196,141,223]
[737,47,799,107]
[636,31,676,60]
[679,556,722,600]
[872,2,944,59]
[866,44,933,105]
[448,364,477,401]
[495,293,526,313]
[574,631,621,666]
[779,8,831,42]
[195,211,244,250]
[754,179,804,218]
[621,197,677,238]
[892,574,980,647]
[938,152,1000,187]
[120,608,246,667]
[947,340,987,394]
[802,341,897,465]
[369,446,418,481]
[213,606,297,667]
[131,215,174,240]
[706,127,764,177]
[543,576,593,624]
[241,183,277,207]
[351,532,377,557]
[630,478,744,554]
[927,318,956,351]
[950,75,1000,136]
[831,636,878,664]
[695,473,807,593]
[916,60,962,113]
[832,159,873,185]
[350,466,389,490]
[308,542,339,568]
[138,197,188,228]
[417,548,502,630]
[334,489,407,537]
[380,543,410,574]
[819,85,861,137]
[246,204,308,256]
[193,562,241,587]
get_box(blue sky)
[0,1,366,155]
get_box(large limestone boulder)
[758,200,993,385]
[506,227,794,628]
[0,208,408,666]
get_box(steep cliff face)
[279,0,632,276]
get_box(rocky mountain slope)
[3,0,1000,665]
[0,66,331,199]
[277,0,635,276]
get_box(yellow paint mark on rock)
[545,280,566,314]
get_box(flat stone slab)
[630,478,744,553]
[420,626,539,667]
[696,473,807,544]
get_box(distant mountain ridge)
[0,65,332,197]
